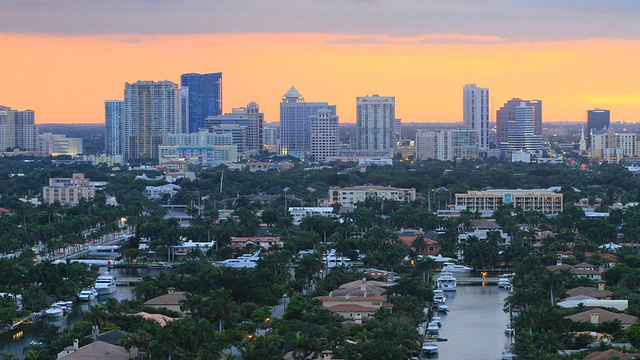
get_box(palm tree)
[412,235,426,255]
[544,270,567,306]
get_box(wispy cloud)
[328,34,508,45]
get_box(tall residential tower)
[356,95,395,153]
[180,72,223,133]
[105,100,124,156]
[587,108,611,148]
[124,80,179,160]
[462,84,489,152]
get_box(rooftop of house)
[566,287,613,299]
[135,312,177,327]
[96,329,131,345]
[584,349,640,360]
[143,291,186,306]
[564,307,638,324]
[59,341,130,360]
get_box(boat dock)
[115,277,143,286]
[455,276,502,285]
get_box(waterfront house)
[397,229,439,255]
[143,288,186,314]
[315,279,393,322]
[564,308,638,329]
[230,237,283,250]
[584,349,640,360]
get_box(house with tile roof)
[584,349,639,360]
[564,308,638,329]
[315,279,393,322]
[143,288,186,314]
[57,340,134,360]
[566,286,613,300]
[397,229,439,255]
[547,261,602,280]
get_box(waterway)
[0,267,168,359]
[436,284,513,360]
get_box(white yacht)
[324,250,351,268]
[441,262,473,273]
[95,273,117,295]
[437,272,457,291]
[431,316,443,328]
[215,251,260,268]
[45,304,64,318]
[433,289,446,304]
[78,287,98,301]
[421,339,438,358]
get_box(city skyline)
[2,2,640,124]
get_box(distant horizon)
[2,2,640,124]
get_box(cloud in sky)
[2,0,640,41]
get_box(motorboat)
[78,287,98,301]
[502,349,517,360]
[498,277,511,288]
[148,262,173,269]
[215,251,260,268]
[431,316,443,328]
[437,272,457,291]
[505,324,515,336]
[53,300,73,309]
[324,250,351,268]
[95,273,117,295]
[45,305,64,318]
[433,303,449,312]
[433,289,446,304]
[441,262,473,273]
[421,339,438,357]
[427,321,440,333]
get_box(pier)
[455,276,501,285]
[115,277,143,286]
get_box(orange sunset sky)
[1,1,640,124]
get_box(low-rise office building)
[329,185,416,206]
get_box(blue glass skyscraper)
[181,72,222,133]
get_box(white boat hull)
[45,308,64,318]
[96,285,116,295]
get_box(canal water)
[436,284,513,360]
[0,267,167,359]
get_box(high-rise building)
[415,130,479,161]
[279,86,336,157]
[502,102,542,156]
[496,98,542,147]
[105,100,124,156]
[587,108,611,148]
[124,80,179,160]
[463,84,489,151]
[264,127,278,146]
[0,105,38,153]
[204,102,263,153]
[40,133,83,155]
[310,108,339,162]
[356,95,395,153]
[180,72,223,133]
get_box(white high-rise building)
[463,84,489,152]
[310,108,339,162]
[0,105,38,153]
[415,130,479,161]
[356,95,395,153]
[502,102,542,156]
[124,80,179,160]
[105,100,124,156]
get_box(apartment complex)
[590,126,637,163]
[329,185,416,206]
[42,173,96,205]
[180,72,223,133]
[463,84,489,151]
[0,105,38,153]
[310,108,339,162]
[415,129,479,161]
[455,189,563,213]
[124,80,180,160]
[356,95,395,153]
[105,100,124,156]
